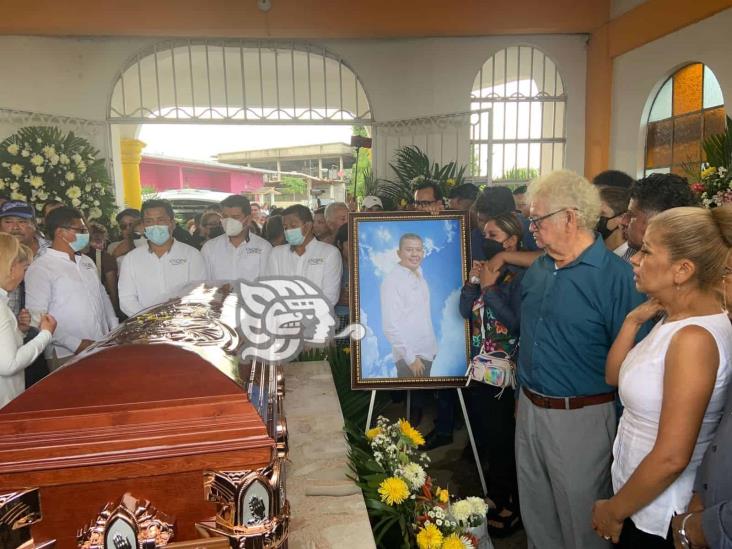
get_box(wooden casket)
[0,284,288,549]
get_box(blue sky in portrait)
[357,218,468,380]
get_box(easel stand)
[365,388,488,497]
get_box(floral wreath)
[0,126,117,224]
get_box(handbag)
[465,302,516,396]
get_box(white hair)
[324,201,348,221]
[527,170,601,231]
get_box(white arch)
[108,40,373,125]
[469,45,567,181]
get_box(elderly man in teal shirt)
[515,170,646,549]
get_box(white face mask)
[222,217,244,237]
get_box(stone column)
[120,138,146,208]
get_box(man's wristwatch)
[677,512,694,549]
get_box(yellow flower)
[30,154,44,166]
[6,144,19,155]
[377,477,409,506]
[366,427,381,441]
[436,486,449,503]
[400,198,407,208]
[446,178,456,188]
[416,523,444,549]
[701,166,717,180]
[441,534,463,549]
[30,176,44,189]
[10,191,26,202]
[10,164,23,177]
[399,418,425,446]
[66,186,81,200]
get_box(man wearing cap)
[361,196,384,212]
[25,206,119,371]
[0,200,52,386]
[0,201,50,317]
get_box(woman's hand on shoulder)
[626,298,664,326]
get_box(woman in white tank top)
[591,206,732,547]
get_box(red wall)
[140,158,264,193]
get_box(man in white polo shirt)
[266,204,342,306]
[118,199,206,317]
[380,233,438,378]
[25,206,119,370]
[201,195,271,282]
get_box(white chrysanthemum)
[30,154,44,166]
[6,144,19,155]
[42,146,56,158]
[72,153,82,163]
[93,200,99,206]
[10,182,18,190]
[20,149,30,158]
[465,497,488,517]
[450,500,472,523]
[35,166,44,174]
[400,462,426,490]
[65,172,75,181]
[30,176,44,189]
[10,191,26,201]
[65,186,81,200]
[71,197,81,207]
[459,535,475,548]
[50,154,59,165]
[10,164,23,177]
[77,161,87,173]
[88,207,102,220]
[85,184,91,192]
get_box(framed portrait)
[349,211,471,390]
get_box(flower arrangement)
[685,115,732,208]
[690,164,732,208]
[348,416,490,549]
[0,126,116,224]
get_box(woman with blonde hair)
[592,206,732,547]
[0,232,56,408]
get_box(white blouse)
[612,312,732,537]
[0,288,52,408]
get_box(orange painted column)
[584,24,612,180]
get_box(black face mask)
[482,238,505,260]
[596,215,621,241]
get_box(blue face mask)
[285,227,305,246]
[145,224,171,246]
[69,232,89,252]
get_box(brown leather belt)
[522,386,615,410]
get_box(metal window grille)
[470,46,567,184]
[108,40,372,125]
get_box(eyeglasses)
[414,200,438,208]
[61,225,88,234]
[528,208,578,230]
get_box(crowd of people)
[1,167,732,548]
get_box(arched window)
[644,63,725,176]
[470,46,567,183]
[109,40,372,124]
